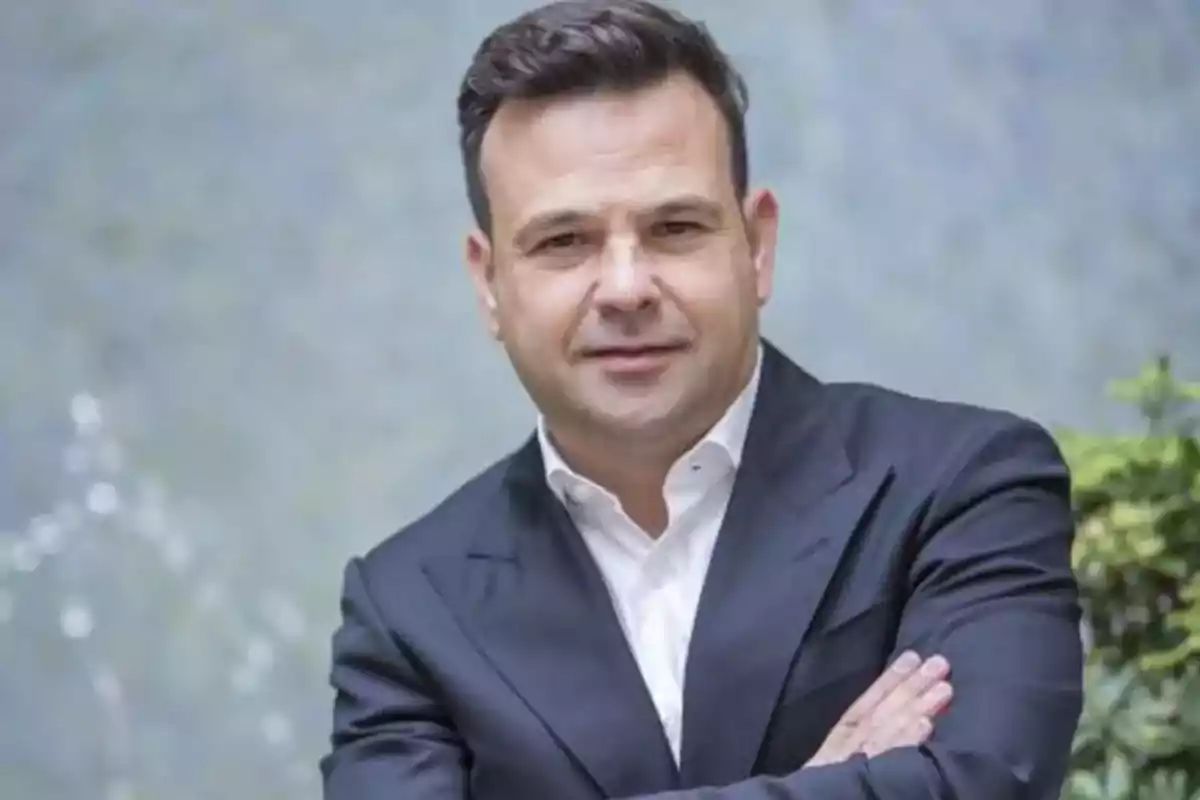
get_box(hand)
[805,651,953,768]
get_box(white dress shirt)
[536,346,763,765]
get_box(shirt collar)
[537,343,763,503]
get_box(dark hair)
[457,0,750,232]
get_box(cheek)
[663,260,753,327]
[499,276,584,352]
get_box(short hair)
[456,0,750,232]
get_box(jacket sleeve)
[320,557,469,800]
[621,417,1085,800]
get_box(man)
[321,1,1084,797]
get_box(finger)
[861,714,933,758]
[917,680,953,718]
[838,651,923,728]
[861,680,952,756]
[815,653,947,765]
[868,654,949,726]
[820,651,924,756]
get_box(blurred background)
[2,1,1198,798]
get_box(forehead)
[479,73,735,228]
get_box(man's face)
[466,72,778,445]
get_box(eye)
[653,219,704,237]
[535,231,588,252]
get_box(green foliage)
[1059,358,1200,800]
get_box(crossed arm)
[618,419,1085,800]
[323,417,1085,800]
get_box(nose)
[592,238,660,315]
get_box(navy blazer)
[321,341,1084,799]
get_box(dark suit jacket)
[321,341,1084,799]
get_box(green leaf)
[1105,753,1134,799]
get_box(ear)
[465,228,502,340]
[742,188,779,308]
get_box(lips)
[583,343,685,358]
[578,342,688,378]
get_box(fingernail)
[895,651,920,670]
[922,655,949,676]
[931,682,954,714]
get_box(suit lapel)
[679,344,893,788]
[422,439,679,798]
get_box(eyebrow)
[651,195,725,222]
[512,194,725,249]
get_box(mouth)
[579,342,689,376]
[583,343,686,358]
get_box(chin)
[583,399,688,438]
